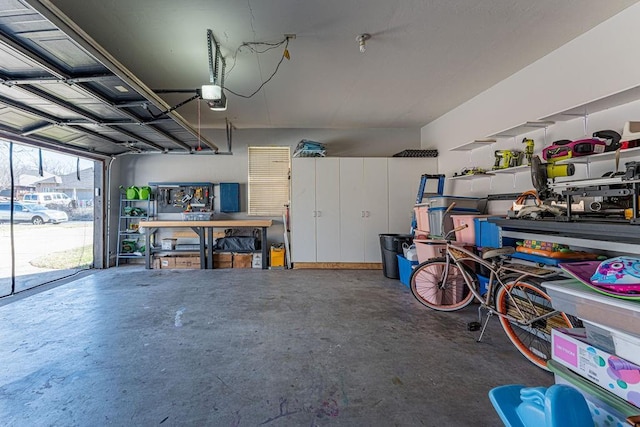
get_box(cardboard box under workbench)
[173,255,200,269]
[153,255,200,269]
[233,253,252,268]
[213,252,233,269]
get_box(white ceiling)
[45,0,640,130]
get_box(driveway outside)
[0,221,94,296]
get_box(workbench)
[138,220,273,269]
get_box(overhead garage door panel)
[0,106,40,128]
[0,0,217,155]
[0,43,46,75]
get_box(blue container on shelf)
[397,254,418,288]
[474,217,501,248]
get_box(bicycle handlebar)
[443,202,457,216]
[443,223,468,240]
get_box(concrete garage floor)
[0,268,553,426]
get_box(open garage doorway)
[0,141,101,297]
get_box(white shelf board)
[488,165,530,175]
[501,230,640,255]
[555,146,640,165]
[488,121,555,139]
[540,85,640,123]
[460,86,640,157]
[449,173,492,181]
[450,139,496,151]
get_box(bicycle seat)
[482,247,515,260]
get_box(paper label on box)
[552,329,640,407]
[553,335,578,366]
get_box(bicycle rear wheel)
[496,280,573,370]
[410,258,477,311]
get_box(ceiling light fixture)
[356,33,371,53]
[207,93,227,111]
[201,84,222,100]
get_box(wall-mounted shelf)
[450,165,532,180]
[449,173,492,181]
[555,146,640,165]
[540,85,640,123]
[487,121,555,139]
[453,85,640,163]
[450,139,496,151]
[488,165,530,175]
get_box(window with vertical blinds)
[248,146,290,216]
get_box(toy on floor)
[488,384,592,427]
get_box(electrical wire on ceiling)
[224,36,292,99]
[226,38,288,76]
[151,33,293,118]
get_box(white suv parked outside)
[23,192,75,208]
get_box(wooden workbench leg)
[261,226,268,269]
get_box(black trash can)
[379,233,414,279]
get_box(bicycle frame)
[440,242,562,328]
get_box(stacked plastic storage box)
[544,279,640,424]
[414,195,484,239]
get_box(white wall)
[421,3,640,201]
[108,127,421,261]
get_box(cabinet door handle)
[317,210,322,217]
[361,211,365,217]
[365,211,370,217]
[313,210,317,217]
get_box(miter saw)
[528,154,640,223]
[549,161,640,223]
[530,155,575,201]
[509,156,575,219]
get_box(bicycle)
[408,227,576,370]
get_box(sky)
[6,141,94,172]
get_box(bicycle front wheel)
[410,258,477,312]
[496,280,573,370]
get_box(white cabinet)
[339,158,388,262]
[387,158,436,233]
[292,157,437,264]
[290,158,340,262]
